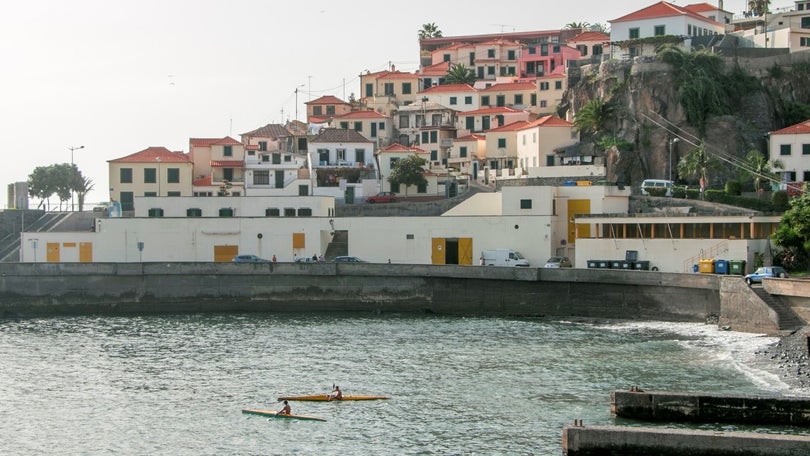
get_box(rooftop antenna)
[491,24,516,33]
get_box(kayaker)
[329,385,343,401]
[278,400,291,415]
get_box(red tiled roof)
[455,134,486,142]
[365,70,418,80]
[379,143,428,154]
[771,119,810,135]
[459,106,524,116]
[419,83,477,94]
[536,73,565,80]
[610,1,722,26]
[477,39,522,47]
[420,61,450,76]
[570,31,610,42]
[306,95,349,105]
[432,43,472,52]
[245,144,259,150]
[481,82,537,92]
[309,116,333,124]
[488,120,531,132]
[684,2,725,13]
[190,136,241,147]
[532,115,573,127]
[108,146,191,163]
[334,110,390,120]
[211,160,244,167]
[193,175,212,187]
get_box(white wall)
[133,195,335,217]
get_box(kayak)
[241,408,326,422]
[277,394,390,402]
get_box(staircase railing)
[682,240,729,272]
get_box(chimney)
[391,64,396,72]
[718,0,723,10]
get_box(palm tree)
[741,149,783,192]
[418,23,442,40]
[444,63,475,85]
[748,0,770,16]
[75,175,95,211]
[564,22,589,30]
[572,97,614,136]
[677,140,721,193]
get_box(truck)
[480,249,530,267]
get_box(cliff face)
[561,54,810,188]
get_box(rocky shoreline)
[756,326,810,393]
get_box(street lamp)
[69,145,84,211]
[668,138,679,184]
[294,84,305,121]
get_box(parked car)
[544,256,573,268]
[333,256,365,263]
[640,179,675,197]
[232,254,268,263]
[295,256,317,263]
[365,192,397,204]
[93,202,110,212]
[744,266,788,285]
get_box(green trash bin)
[728,260,747,275]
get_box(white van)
[480,249,530,267]
[640,179,674,196]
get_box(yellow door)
[567,200,591,244]
[214,245,239,262]
[431,238,446,265]
[46,242,60,263]
[79,242,93,262]
[458,238,473,265]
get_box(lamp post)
[668,138,679,184]
[294,84,305,121]
[69,145,84,211]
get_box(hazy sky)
[0,0,793,207]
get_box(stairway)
[752,287,805,330]
[0,212,72,262]
[324,230,348,260]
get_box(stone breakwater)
[757,326,810,391]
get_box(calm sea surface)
[0,312,804,455]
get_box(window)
[365,83,373,97]
[469,52,475,65]
[514,94,523,105]
[654,25,665,36]
[120,168,132,183]
[466,116,474,130]
[223,168,233,181]
[432,114,441,126]
[167,168,179,183]
[449,96,457,105]
[496,95,505,107]
[254,170,270,185]
[187,208,202,217]
[298,185,308,196]
[326,105,335,115]
[443,54,451,62]
[402,82,412,94]
[336,148,346,161]
[430,131,437,143]
[379,122,385,130]
[297,208,312,217]
[555,80,562,90]
[629,28,640,39]
[384,83,394,95]
[223,145,232,157]
[219,208,234,217]
[539,82,549,90]
[804,144,810,155]
[464,96,472,104]
[339,121,349,130]
[355,149,365,164]
[781,144,792,155]
[266,208,280,217]
[531,93,537,106]
[498,138,506,148]
[487,49,495,58]
[803,16,810,28]
[460,146,467,158]
[520,199,532,209]
[528,47,536,54]
[147,208,164,217]
[167,191,180,197]
[144,192,157,197]
[540,100,547,108]
[421,131,429,144]
[258,141,267,151]
[284,208,296,217]
[481,95,490,106]
[144,168,156,183]
[430,150,437,161]
[507,50,516,60]
[423,78,433,88]
[354,121,362,131]
[399,115,409,128]
[552,46,560,53]
[313,106,323,115]
[487,66,495,75]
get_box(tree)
[75,175,95,211]
[418,23,442,40]
[677,140,721,192]
[572,97,614,136]
[748,0,771,16]
[28,163,86,211]
[564,22,589,30]
[772,186,810,270]
[740,149,782,192]
[444,63,475,85]
[388,154,428,194]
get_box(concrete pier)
[562,424,810,455]
[611,390,810,426]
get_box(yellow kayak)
[277,394,390,402]
[242,408,326,422]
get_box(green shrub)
[725,180,741,196]
[647,187,668,197]
[704,189,724,202]
[672,186,686,198]
[772,190,789,211]
[703,190,777,211]
[685,188,701,199]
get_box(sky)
[0,0,795,208]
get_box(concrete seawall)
[611,390,810,426]
[0,263,794,334]
[0,263,721,320]
[562,425,810,456]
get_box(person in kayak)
[278,400,291,415]
[329,385,343,401]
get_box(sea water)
[0,313,804,455]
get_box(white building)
[769,118,810,192]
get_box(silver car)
[544,256,573,268]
